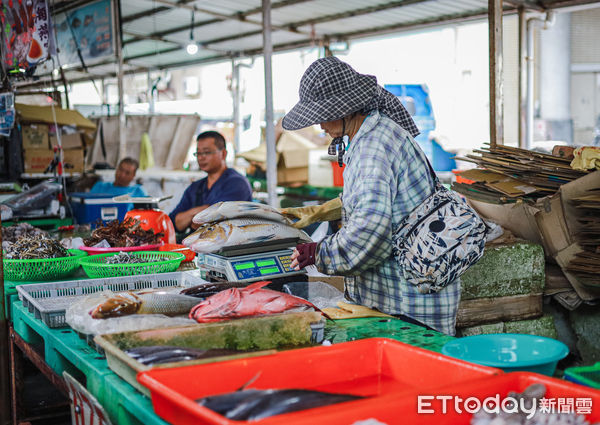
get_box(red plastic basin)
[388,371,600,424]
[137,337,500,425]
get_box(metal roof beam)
[539,0,600,7]
[150,0,310,36]
[124,0,314,46]
[122,0,197,23]
[503,0,546,11]
[286,0,431,28]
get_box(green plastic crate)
[3,249,87,281]
[79,251,185,278]
[564,362,600,389]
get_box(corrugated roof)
[20,0,600,88]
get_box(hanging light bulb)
[186,43,198,55]
[186,10,197,55]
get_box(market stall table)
[7,292,454,424]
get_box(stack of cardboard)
[238,123,332,186]
[454,144,588,201]
[563,190,600,287]
[17,103,96,174]
[454,144,600,309]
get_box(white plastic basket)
[16,271,205,328]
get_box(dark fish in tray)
[196,388,363,420]
[125,345,241,365]
[180,281,249,299]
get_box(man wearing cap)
[281,57,460,335]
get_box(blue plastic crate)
[70,192,130,226]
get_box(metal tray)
[16,271,205,328]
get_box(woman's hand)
[290,242,317,270]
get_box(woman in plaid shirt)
[282,57,461,335]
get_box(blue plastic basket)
[442,333,569,376]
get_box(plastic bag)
[3,181,62,213]
[65,289,196,336]
[282,281,345,310]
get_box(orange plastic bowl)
[159,244,196,262]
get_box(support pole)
[232,58,241,158]
[0,215,11,425]
[262,0,277,207]
[518,6,527,148]
[114,0,126,162]
[489,0,504,149]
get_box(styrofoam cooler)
[70,192,130,226]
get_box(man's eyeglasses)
[193,150,221,157]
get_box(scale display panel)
[198,249,303,283]
[231,254,293,280]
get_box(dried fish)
[103,252,170,264]
[3,234,69,259]
[104,252,146,264]
[2,223,47,243]
[84,217,163,248]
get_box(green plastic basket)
[2,249,88,282]
[564,362,600,389]
[79,251,185,278]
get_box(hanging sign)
[54,0,114,68]
[0,0,53,74]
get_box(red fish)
[189,281,323,323]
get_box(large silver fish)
[183,218,312,254]
[89,290,200,319]
[192,201,292,226]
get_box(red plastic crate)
[387,372,600,424]
[137,338,500,425]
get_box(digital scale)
[195,239,307,283]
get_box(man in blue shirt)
[169,131,252,232]
[90,157,147,197]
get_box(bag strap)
[423,155,440,184]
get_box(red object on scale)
[125,208,176,245]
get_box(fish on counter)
[183,218,312,254]
[125,345,242,366]
[189,280,324,323]
[90,290,200,319]
[197,388,363,421]
[180,281,249,299]
[192,201,292,226]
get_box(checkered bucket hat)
[283,56,419,137]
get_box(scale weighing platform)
[196,239,306,283]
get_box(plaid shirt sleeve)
[316,131,395,275]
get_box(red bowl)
[159,243,196,262]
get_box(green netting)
[324,317,455,352]
[79,251,185,278]
[564,363,600,389]
[2,249,87,282]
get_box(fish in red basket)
[189,281,326,323]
